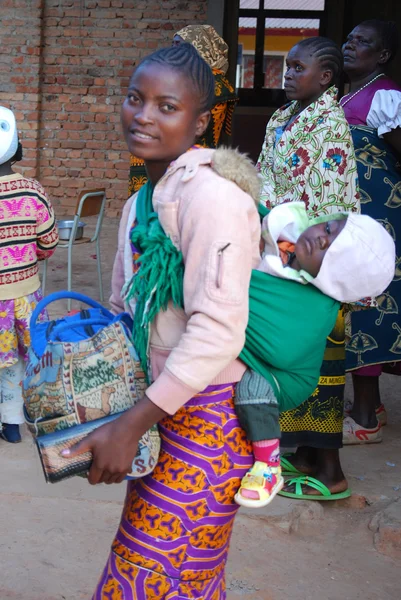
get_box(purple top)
[341,77,401,126]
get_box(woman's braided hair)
[296,36,343,86]
[360,20,400,63]
[136,43,215,112]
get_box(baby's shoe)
[0,424,22,444]
[234,461,284,508]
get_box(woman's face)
[284,45,332,106]
[121,62,209,164]
[342,24,388,77]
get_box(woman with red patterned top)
[0,107,58,443]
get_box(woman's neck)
[348,68,385,93]
[144,145,197,186]
[144,160,171,187]
[298,87,329,112]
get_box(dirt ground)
[1,217,400,600]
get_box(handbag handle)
[48,317,111,341]
[30,291,114,333]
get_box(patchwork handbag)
[23,291,160,484]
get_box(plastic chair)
[42,189,106,311]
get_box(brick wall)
[0,0,208,216]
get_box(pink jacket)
[110,148,261,415]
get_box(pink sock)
[252,439,280,467]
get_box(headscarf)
[175,24,229,75]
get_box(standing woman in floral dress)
[257,37,360,500]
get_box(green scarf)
[123,182,184,380]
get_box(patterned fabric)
[128,72,238,196]
[0,358,25,426]
[176,25,229,75]
[204,71,237,149]
[0,173,58,300]
[280,309,345,449]
[128,155,147,197]
[257,86,360,216]
[93,384,253,599]
[344,125,401,370]
[0,288,47,368]
[24,319,147,436]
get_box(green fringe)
[123,184,184,382]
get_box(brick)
[2,0,209,215]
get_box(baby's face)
[294,218,347,277]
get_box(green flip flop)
[278,475,351,501]
[280,455,302,477]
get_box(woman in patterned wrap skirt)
[64,43,261,599]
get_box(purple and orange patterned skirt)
[93,383,253,599]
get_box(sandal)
[280,454,302,477]
[278,475,351,501]
[234,461,284,508]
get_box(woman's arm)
[36,190,59,260]
[303,125,360,215]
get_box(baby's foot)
[234,461,284,508]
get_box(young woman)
[65,44,261,598]
[341,20,401,443]
[128,24,238,195]
[257,37,361,500]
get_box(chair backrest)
[74,189,107,243]
[76,189,106,218]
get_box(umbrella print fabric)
[390,323,401,354]
[384,177,401,209]
[355,141,387,181]
[346,125,401,372]
[348,330,378,366]
[375,292,398,326]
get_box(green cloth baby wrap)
[239,269,339,413]
[125,183,340,411]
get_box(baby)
[235,201,395,508]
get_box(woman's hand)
[61,396,167,485]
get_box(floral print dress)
[257,86,360,216]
